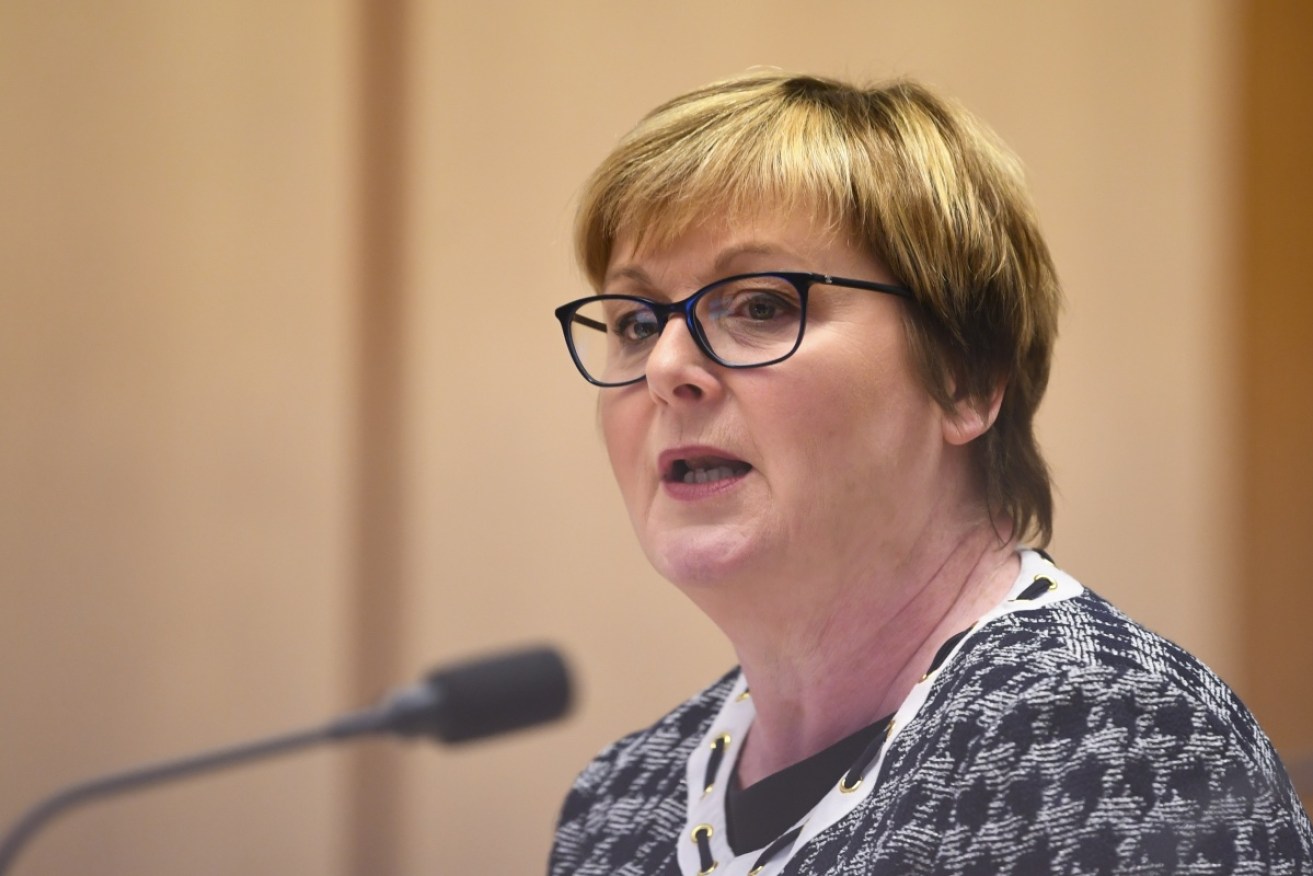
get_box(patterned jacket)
[550,554,1313,875]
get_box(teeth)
[682,465,738,484]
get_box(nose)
[643,315,722,403]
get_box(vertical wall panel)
[343,0,410,871]
[1240,0,1313,790]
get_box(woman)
[549,71,1313,875]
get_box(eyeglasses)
[553,271,914,387]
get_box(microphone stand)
[0,645,569,874]
[0,703,400,874]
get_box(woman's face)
[598,212,959,596]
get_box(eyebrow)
[602,241,807,292]
[602,264,654,289]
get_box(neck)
[725,520,1020,787]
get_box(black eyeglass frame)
[553,271,915,387]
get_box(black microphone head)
[418,646,572,743]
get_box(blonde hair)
[576,70,1061,545]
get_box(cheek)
[771,355,938,484]
[599,395,644,493]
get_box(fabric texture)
[549,583,1313,875]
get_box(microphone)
[0,645,571,874]
[331,645,572,742]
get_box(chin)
[642,524,760,589]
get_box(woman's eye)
[744,295,783,320]
[728,290,798,322]
[614,310,659,343]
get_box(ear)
[942,380,1005,447]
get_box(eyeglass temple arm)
[570,313,607,333]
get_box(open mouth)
[667,456,753,485]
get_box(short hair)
[576,70,1061,546]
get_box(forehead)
[605,210,856,288]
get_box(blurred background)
[1,1,1309,873]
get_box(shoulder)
[939,588,1233,706]
[892,584,1313,872]
[548,669,738,876]
[565,668,737,800]
[922,585,1299,811]
[938,588,1267,762]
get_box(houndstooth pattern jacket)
[549,581,1313,875]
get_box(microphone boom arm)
[0,721,336,873]
[0,645,569,874]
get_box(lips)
[660,449,753,485]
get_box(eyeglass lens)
[567,275,805,384]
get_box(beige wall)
[0,2,1260,874]
[0,3,357,873]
